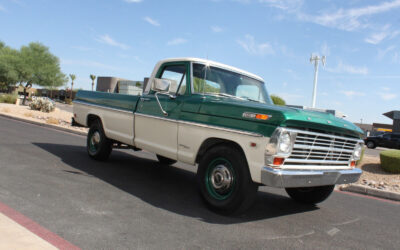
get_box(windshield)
[192,63,272,104]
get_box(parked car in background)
[364,133,400,149]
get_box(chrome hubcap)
[210,165,233,191]
[91,131,101,146]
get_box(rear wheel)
[87,120,112,161]
[366,141,376,149]
[156,154,177,165]
[197,145,258,215]
[285,185,335,204]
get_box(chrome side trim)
[73,100,134,114]
[261,166,362,188]
[134,112,177,123]
[134,112,263,137]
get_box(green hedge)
[0,94,17,104]
[380,150,400,174]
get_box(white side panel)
[177,123,269,183]
[101,110,134,145]
[73,102,134,145]
[134,115,178,160]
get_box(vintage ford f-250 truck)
[73,58,364,214]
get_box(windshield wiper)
[243,97,261,103]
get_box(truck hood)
[198,96,363,138]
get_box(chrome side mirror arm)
[154,92,176,116]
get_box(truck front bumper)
[261,167,362,188]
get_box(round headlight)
[354,143,362,159]
[278,132,292,153]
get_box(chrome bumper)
[261,167,362,188]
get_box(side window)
[160,64,186,95]
[383,134,391,140]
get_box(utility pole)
[310,54,326,108]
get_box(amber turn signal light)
[255,114,269,120]
[273,157,285,166]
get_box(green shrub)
[380,150,400,174]
[29,98,55,113]
[0,94,17,104]
[65,98,72,105]
[356,147,365,166]
[270,95,286,106]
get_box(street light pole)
[310,55,326,108]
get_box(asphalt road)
[364,147,388,158]
[0,116,399,249]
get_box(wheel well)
[87,114,101,127]
[195,138,247,164]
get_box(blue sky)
[0,0,399,124]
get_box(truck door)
[134,62,189,160]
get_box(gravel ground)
[355,155,400,193]
[0,103,87,134]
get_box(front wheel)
[197,145,258,215]
[285,185,335,204]
[87,120,112,161]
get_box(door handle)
[140,97,151,102]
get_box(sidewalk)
[0,201,79,250]
[0,213,56,249]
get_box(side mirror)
[151,78,177,94]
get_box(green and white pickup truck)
[73,58,364,214]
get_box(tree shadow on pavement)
[33,143,318,224]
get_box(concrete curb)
[0,113,87,137]
[339,184,400,202]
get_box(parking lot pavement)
[364,147,388,157]
[0,115,399,249]
[55,102,73,113]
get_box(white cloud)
[365,32,389,45]
[341,90,365,98]
[144,16,160,26]
[377,45,396,60]
[124,0,142,3]
[259,0,303,11]
[211,25,223,33]
[364,25,399,45]
[0,4,6,11]
[167,38,187,46]
[381,87,390,91]
[96,34,130,50]
[237,34,274,55]
[326,61,368,75]
[262,0,400,31]
[378,92,397,100]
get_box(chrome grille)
[285,129,360,166]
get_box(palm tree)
[69,74,76,98]
[90,74,96,91]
